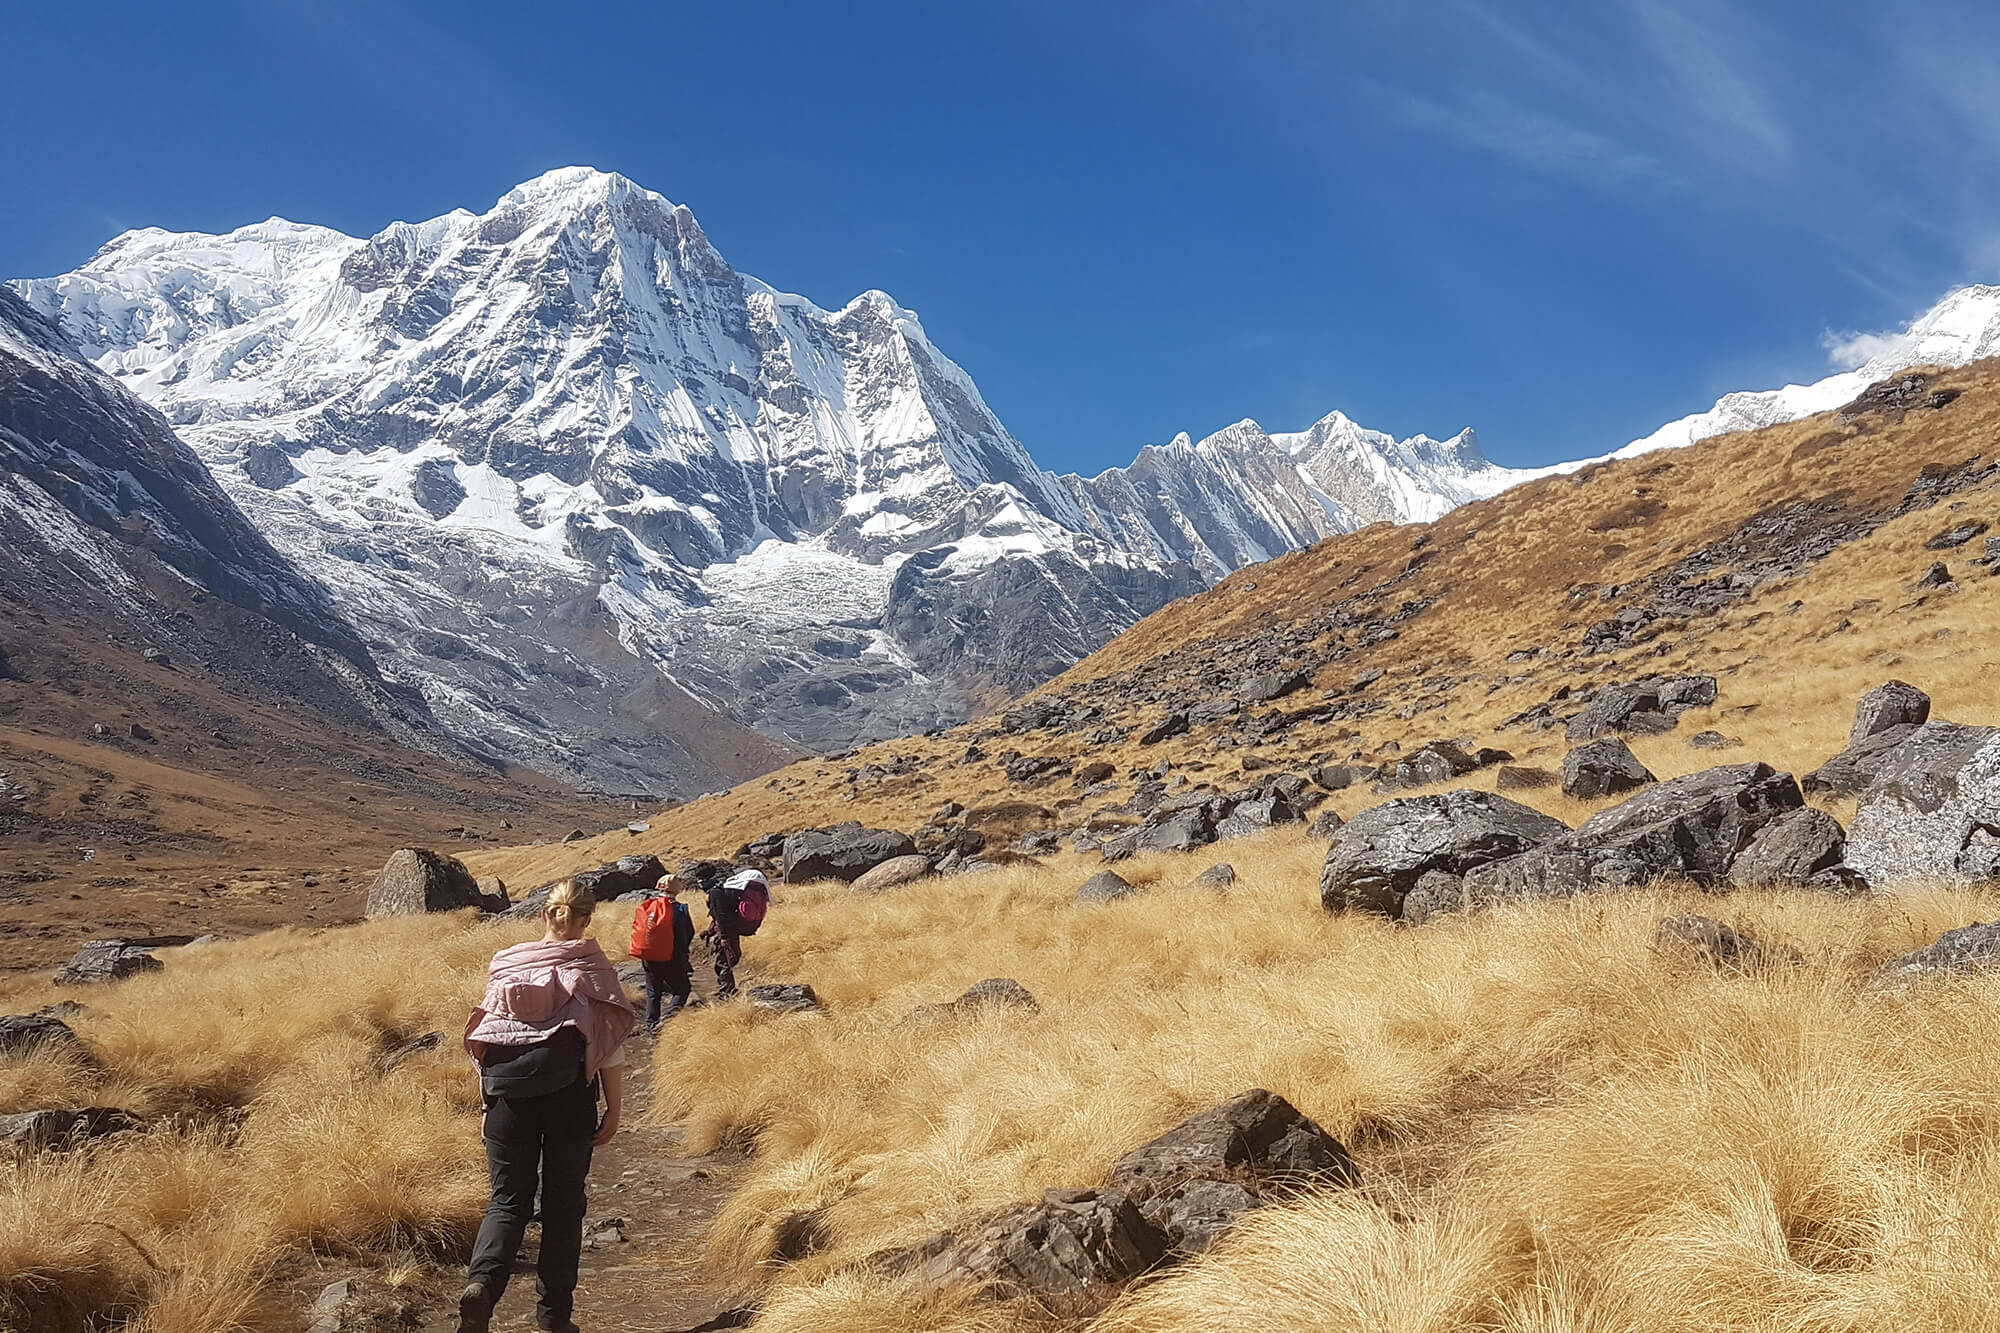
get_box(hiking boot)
[456,1282,493,1333]
[535,1320,580,1333]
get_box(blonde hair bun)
[545,879,596,927]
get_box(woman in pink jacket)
[458,879,636,1333]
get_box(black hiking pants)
[470,1074,597,1327]
[641,959,690,1028]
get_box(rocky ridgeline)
[1318,680,1989,925]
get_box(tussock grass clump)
[645,833,2000,1329]
[0,912,606,1333]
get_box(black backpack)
[478,1026,586,1100]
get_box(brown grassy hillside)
[470,362,2000,886]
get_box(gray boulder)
[1308,809,1345,838]
[1882,920,2000,981]
[851,854,933,894]
[1107,1088,1360,1190]
[53,941,163,986]
[1561,738,1656,800]
[879,1187,1167,1309]
[747,983,823,1013]
[1850,680,1931,747]
[365,849,499,918]
[782,823,918,883]
[1100,807,1213,861]
[0,1012,83,1056]
[1139,712,1190,745]
[1190,863,1236,890]
[1214,794,1296,841]
[1729,808,1847,887]
[1838,726,2000,882]
[1136,1178,1264,1256]
[1076,870,1139,904]
[1320,790,1569,918]
[955,978,1038,1012]
[1237,671,1308,703]
[1467,763,1803,903]
[1400,870,1466,926]
[1566,675,1716,742]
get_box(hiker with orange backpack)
[699,867,769,1000]
[628,874,695,1031]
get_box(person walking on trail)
[459,879,636,1333]
[700,866,770,1000]
[628,873,695,1029]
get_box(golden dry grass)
[635,830,2000,1332]
[0,910,638,1333]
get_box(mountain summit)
[13,167,1528,786]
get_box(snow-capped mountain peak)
[12,166,1534,783]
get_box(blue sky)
[6,0,1998,472]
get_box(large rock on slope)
[1729,808,1847,887]
[1561,737,1656,799]
[365,848,499,917]
[1320,790,1570,919]
[53,940,163,985]
[1844,725,2000,883]
[880,1187,1167,1310]
[852,854,932,894]
[782,823,918,883]
[1850,680,1931,746]
[1106,1088,1359,1190]
[1883,920,2000,981]
[1465,763,1803,904]
[1565,675,1716,742]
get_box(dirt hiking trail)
[419,1031,754,1333]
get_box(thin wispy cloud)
[1627,0,1792,175]
[1396,90,1661,182]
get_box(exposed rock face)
[747,983,822,1013]
[1850,680,1931,747]
[881,1187,1167,1310]
[1320,790,1570,919]
[851,854,933,894]
[1076,870,1139,904]
[53,940,163,985]
[1845,726,2000,882]
[1468,763,1804,905]
[1561,738,1656,799]
[1883,920,2000,981]
[1191,863,1236,890]
[365,848,499,917]
[782,824,918,883]
[1565,675,1716,741]
[0,1012,83,1056]
[1106,1088,1360,1191]
[878,1089,1358,1304]
[1400,870,1467,926]
[1730,808,1847,887]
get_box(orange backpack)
[628,897,677,962]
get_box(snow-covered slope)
[1612,284,2000,461]
[14,168,1519,775]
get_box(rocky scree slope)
[14,167,1530,782]
[473,359,2000,882]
